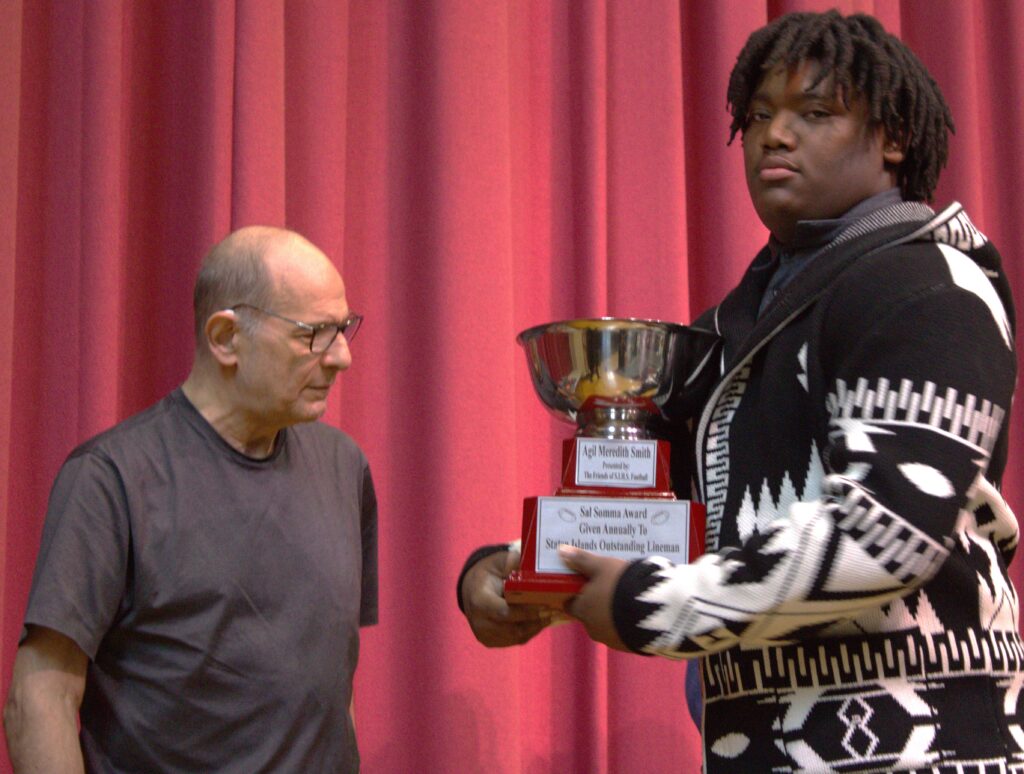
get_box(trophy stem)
[577,406,652,440]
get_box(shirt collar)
[768,188,904,258]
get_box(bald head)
[259,231,344,311]
[184,226,353,451]
[192,226,339,346]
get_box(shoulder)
[823,232,1012,350]
[289,421,370,468]
[287,423,377,512]
[834,239,962,298]
[830,204,1009,309]
[291,419,359,449]
[60,392,181,472]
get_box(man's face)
[234,241,353,432]
[741,61,902,244]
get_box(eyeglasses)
[231,304,363,353]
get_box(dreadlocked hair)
[726,10,954,202]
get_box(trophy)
[504,318,721,606]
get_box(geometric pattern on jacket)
[612,202,1022,772]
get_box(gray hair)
[192,227,278,344]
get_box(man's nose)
[320,333,353,371]
[764,111,797,148]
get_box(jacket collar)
[714,200,936,371]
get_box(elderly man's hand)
[461,549,556,647]
[559,545,631,652]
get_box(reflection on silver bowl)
[517,318,721,439]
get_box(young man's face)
[741,61,904,244]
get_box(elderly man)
[4,226,377,772]
[460,10,1019,771]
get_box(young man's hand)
[559,546,631,652]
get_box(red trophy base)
[504,438,705,607]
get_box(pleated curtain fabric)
[1,1,1022,771]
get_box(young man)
[460,11,1019,771]
[5,227,378,772]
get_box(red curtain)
[2,1,1022,772]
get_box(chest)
[700,316,829,550]
[117,452,365,638]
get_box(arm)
[567,249,1017,656]
[4,626,88,773]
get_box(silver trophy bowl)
[518,318,721,439]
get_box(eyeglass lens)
[310,315,362,353]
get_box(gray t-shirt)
[23,388,378,773]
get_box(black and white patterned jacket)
[614,202,1021,772]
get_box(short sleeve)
[358,460,379,627]
[23,450,131,659]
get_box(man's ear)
[204,310,242,366]
[882,131,906,166]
